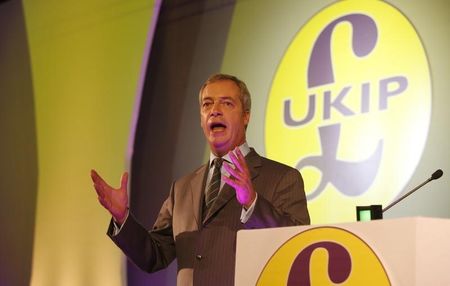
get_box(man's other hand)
[222,148,256,209]
[91,169,129,225]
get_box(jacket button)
[196,255,202,260]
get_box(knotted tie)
[205,157,223,209]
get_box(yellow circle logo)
[257,227,390,285]
[265,0,431,223]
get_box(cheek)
[200,121,208,134]
[200,114,206,127]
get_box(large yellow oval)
[265,0,431,223]
[257,227,390,285]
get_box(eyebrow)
[202,96,236,102]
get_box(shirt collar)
[209,142,250,167]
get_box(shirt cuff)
[240,193,258,223]
[112,211,130,236]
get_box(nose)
[210,102,222,116]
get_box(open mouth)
[209,122,227,132]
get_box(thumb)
[120,172,129,190]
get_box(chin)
[209,135,228,145]
[210,142,230,155]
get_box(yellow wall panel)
[22,1,155,285]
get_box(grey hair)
[198,73,251,112]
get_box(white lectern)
[235,217,450,286]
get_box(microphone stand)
[356,169,443,220]
[382,178,431,213]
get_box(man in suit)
[91,73,310,285]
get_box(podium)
[235,217,450,286]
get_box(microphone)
[431,169,443,180]
[382,169,444,213]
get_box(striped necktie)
[205,157,223,209]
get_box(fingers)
[90,169,101,183]
[222,160,249,191]
[94,176,110,209]
[222,162,244,181]
[225,148,249,181]
[229,148,249,174]
[222,149,256,207]
[91,169,111,190]
[91,169,127,200]
[91,169,126,190]
[97,195,110,209]
[91,169,129,215]
[120,172,129,190]
[235,147,246,166]
[91,169,106,197]
[222,165,255,207]
[228,150,244,173]
[222,174,240,189]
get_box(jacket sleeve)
[107,183,177,273]
[243,167,310,229]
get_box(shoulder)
[174,163,207,185]
[260,156,300,175]
[249,148,300,176]
[249,150,304,191]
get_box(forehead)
[201,80,240,100]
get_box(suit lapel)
[246,148,262,181]
[189,164,208,228]
[202,148,262,224]
[203,184,234,223]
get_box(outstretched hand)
[222,148,256,209]
[91,169,129,225]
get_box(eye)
[223,101,234,107]
[202,101,212,108]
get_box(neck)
[211,141,247,157]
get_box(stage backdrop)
[0,0,448,286]
[219,0,448,224]
[19,0,157,285]
[132,0,449,284]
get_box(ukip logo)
[256,227,391,285]
[265,0,431,222]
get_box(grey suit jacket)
[108,149,310,286]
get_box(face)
[200,80,250,157]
